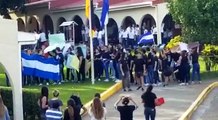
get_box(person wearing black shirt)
[94,48,103,81]
[102,46,111,82]
[76,47,86,82]
[178,51,190,85]
[133,51,146,91]
[147,48,154,85]
[153,51,160,85]
[191,48,201,83]
[141,85,157,120]
[114,96,138,120]
[120,52,132,91]
[64,99,82,120]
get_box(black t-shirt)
[94,53,101,60]
[63,107,81,120]
[191,52,199,64]
[102,51,111,60]
[141,92,157,108]
[147,52,154,66]
[120,59,129,72]
[134,58,145,72]
[153,56,159,71]
[117,105,135,120]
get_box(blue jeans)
[144,107,156,120]
[109,61,115,77]
[147,65,154,84]
[192,63,201,81]
[103,60,110,80]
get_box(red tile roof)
[27,0,164,10]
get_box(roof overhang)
[60,21,78,27]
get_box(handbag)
[155,97,165,106]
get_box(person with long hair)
[141,85,157,120]
[114,96,137,120]
[88,98,107,120]
[76,47,86,82]
[178,50,191,85]
[38,86,49,120]
[64,99,81,120]
[0,95,10,120]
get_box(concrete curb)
[179,82,218,120]
[82,81,122,116]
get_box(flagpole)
[89,0,95,84]
[104,24,108,46]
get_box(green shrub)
[0,87,40,120]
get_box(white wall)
[0,18,23,120]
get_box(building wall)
[9,2,170,44]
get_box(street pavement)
[83,81,215,120]
[191,88,218,120]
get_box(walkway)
[191,88,218,120]
[83,81,214,120]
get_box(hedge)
[0,87,41,120]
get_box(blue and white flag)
[138,32,154,45]
[22,53,60,81]
[100,0,109,28]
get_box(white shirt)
[144,29,148,34]
[98,30,104,39]
[39,32,47,42]
[128,29,135,39]
[126,27,131,33]
[93,31,98,38]
[88,107,107,120]
[135,27,140,36]
[119,30,124,38]
[122,30,128,38]
[152,27,157,34]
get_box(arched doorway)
[27,16,39,32]
[43,15,54,38]
[122,16,136,30]
[161,14,181,44]
[73,15,84,44]
[86,14,101,30]
[57,17,66,33]
[17,18,25,31]
[141,14,156,34]
[107,18,119,44]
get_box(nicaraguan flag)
[138,32,154,45]
[21,53,60,81]
[100,0,109,28]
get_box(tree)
[168,0,218,44]
[0,0,26,16]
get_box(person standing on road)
[120,52,132,91]
[141,85,157,120]
[114,96,138,120]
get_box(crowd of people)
[37,85,159,120]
